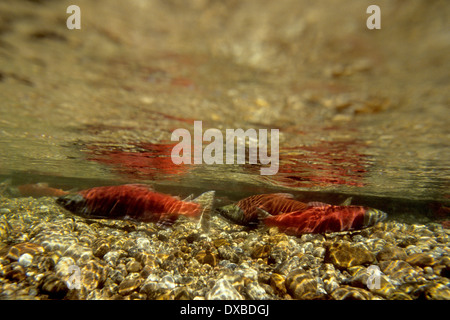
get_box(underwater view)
[0,0,449,303]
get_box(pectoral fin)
[194,191,216,232]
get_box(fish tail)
[193,191,216,232]
[0,179,14,196]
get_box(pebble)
[376,245,407,261]
[18,253,33,267]
[206,279,243,300]
[330,285,373,300]
[285,269,325,300]
[38,274,68,299]
[118,277,141,296]
[7,242,45,260]
[405,253,435,267]
[325,241,375,269]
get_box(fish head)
[215,204,247,225]
[56,193,90,217]
[363,208,388,227]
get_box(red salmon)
[260,203,387,235]
[56,184,215,228]
[216,193,309,226]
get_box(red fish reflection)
[261,140,369,188]
[86,142,189,181]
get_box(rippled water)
[0,0,448,222]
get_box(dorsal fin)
[194,191,215,233]
[340,197,353,206]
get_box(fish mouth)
[56,193,90,216]
[215,207,226,215]
[363,208,388,227]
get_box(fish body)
[216,193,308,226]
[5,182,70,198]
[56,184,215,226]
[261,204,387,235]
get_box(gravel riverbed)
[0,195,449,300]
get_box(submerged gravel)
[0,195,449,300]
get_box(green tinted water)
[0,0,448,222]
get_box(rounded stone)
[380,260,417,283]
[376,245,407,261]
[325,241,375,269]
[18,253,33,267]
[81,260,105,291]
[250,243,271,259]
[405,253,435,267]
[92,239,111,258]
[126,260,142,273]
[38,274,69,299]
[245,281,270,300]
[206,279,243,300]
[7,242,45,260]
[269,273,287,295]
[195,249,218,267]
[118,278,142,296]
[424,282,450,300]
[330,285,373,300]
[285,269,325,300]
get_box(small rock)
[245,281,270,300]
[424,282,450,300]
[7,242,45,260]
[206,279,243,300]
[285,269,325,300]
[376,245,407,261]
[18,253,33,267]
[126,260,142,273]
[250,243,271,259]
[405,253,435,267]
[81,260,106,291]
[269,273,287,295]
[118,277,141,296]
[330,285,373,300]
[195,249,218,267]
[380,260,417,283]
[39,274,69,299]
[92,239,110,258]
[325,241,375,269]
[5,265,27,282]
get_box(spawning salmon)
[216,193,309,226]
[260,203,387,235]
[56,184,215,229]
